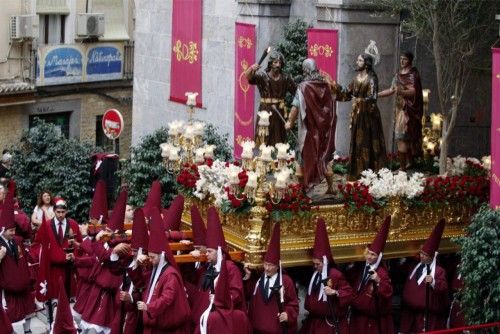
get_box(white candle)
[160,143,171,158]
[246,172,258,188]
[275,173,288,189]
[204,145,215,159]
[185,92,199,107]
[241,140,255,160]
[257,111,272,126]
[274,169,292,189]
[259,145,274,162]
[229,171,240,185]
[275,143,289,160]
[184,125,195,139]
[168,120,185,136]
[193,122,205,136]
[169,147,181,161]
[430,113,442,131]
[194,148,205,163]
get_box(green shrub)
[454,205,500,324]
[11,119,95,223]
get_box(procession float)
[157,94,490,267]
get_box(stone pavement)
[13,313,48,334]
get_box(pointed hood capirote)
[214,257,232,310]
[190,205,206,246]
[89,179,108,223]
[52,277,77,334]
[143,180,162,218]
[163,195,185,231]
[421,218,446,256]
[131,208,149,251]
[368,216,391,255]
[205,206,226,251]
[148,207,178,270]
[107,187,128,232]
[264,222,280,266]
[312,218,333,263]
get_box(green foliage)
[454,205,500,324]
[277,19,310,83]
[220,198,252,216]
[202,123,232,162]
[118,127,175,208]
[119,122,232,208]
[277,19,310,150]
[11,119,95,223]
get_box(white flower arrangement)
[481,155,491,171]
[446,155,487,176]
[193,160,244,207]
[359,168,425,199]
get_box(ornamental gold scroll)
[308,43,333,57]
[173,40,199,64]
[238,36,253,49]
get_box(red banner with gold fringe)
[491,48,500,209]
[234,22,256,159]
[307,28,338,82]
[169,0,203,107]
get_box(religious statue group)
[245,49,423,188]
[0,177,464,334]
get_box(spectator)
[31,191,55,231]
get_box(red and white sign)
[102,109,124,140]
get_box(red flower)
[230,198,242,207]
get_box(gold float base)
[182,197,475,267]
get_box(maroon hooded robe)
[34,216,82,299]
[0,193,35,322]
[141,207,191,334]
[400,219,449,333]
[300,218,353,334]
[247,223,299,334]
[194,258,251,334]
[347,217,394,334]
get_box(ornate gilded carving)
[182,195,476,267]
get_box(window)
[39,14,66,44]
[96,115,114,152]
[29,112,71,138]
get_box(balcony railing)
[123,41,134,80]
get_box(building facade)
[131,0,401,156]
[0,0,135,157]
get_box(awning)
[36,0,70,14]
[92,0,130,41]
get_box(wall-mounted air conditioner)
[77,13,105,37]
[10,15,38,40]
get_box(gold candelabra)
[421,89,443,159]
[160,92,213,174]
